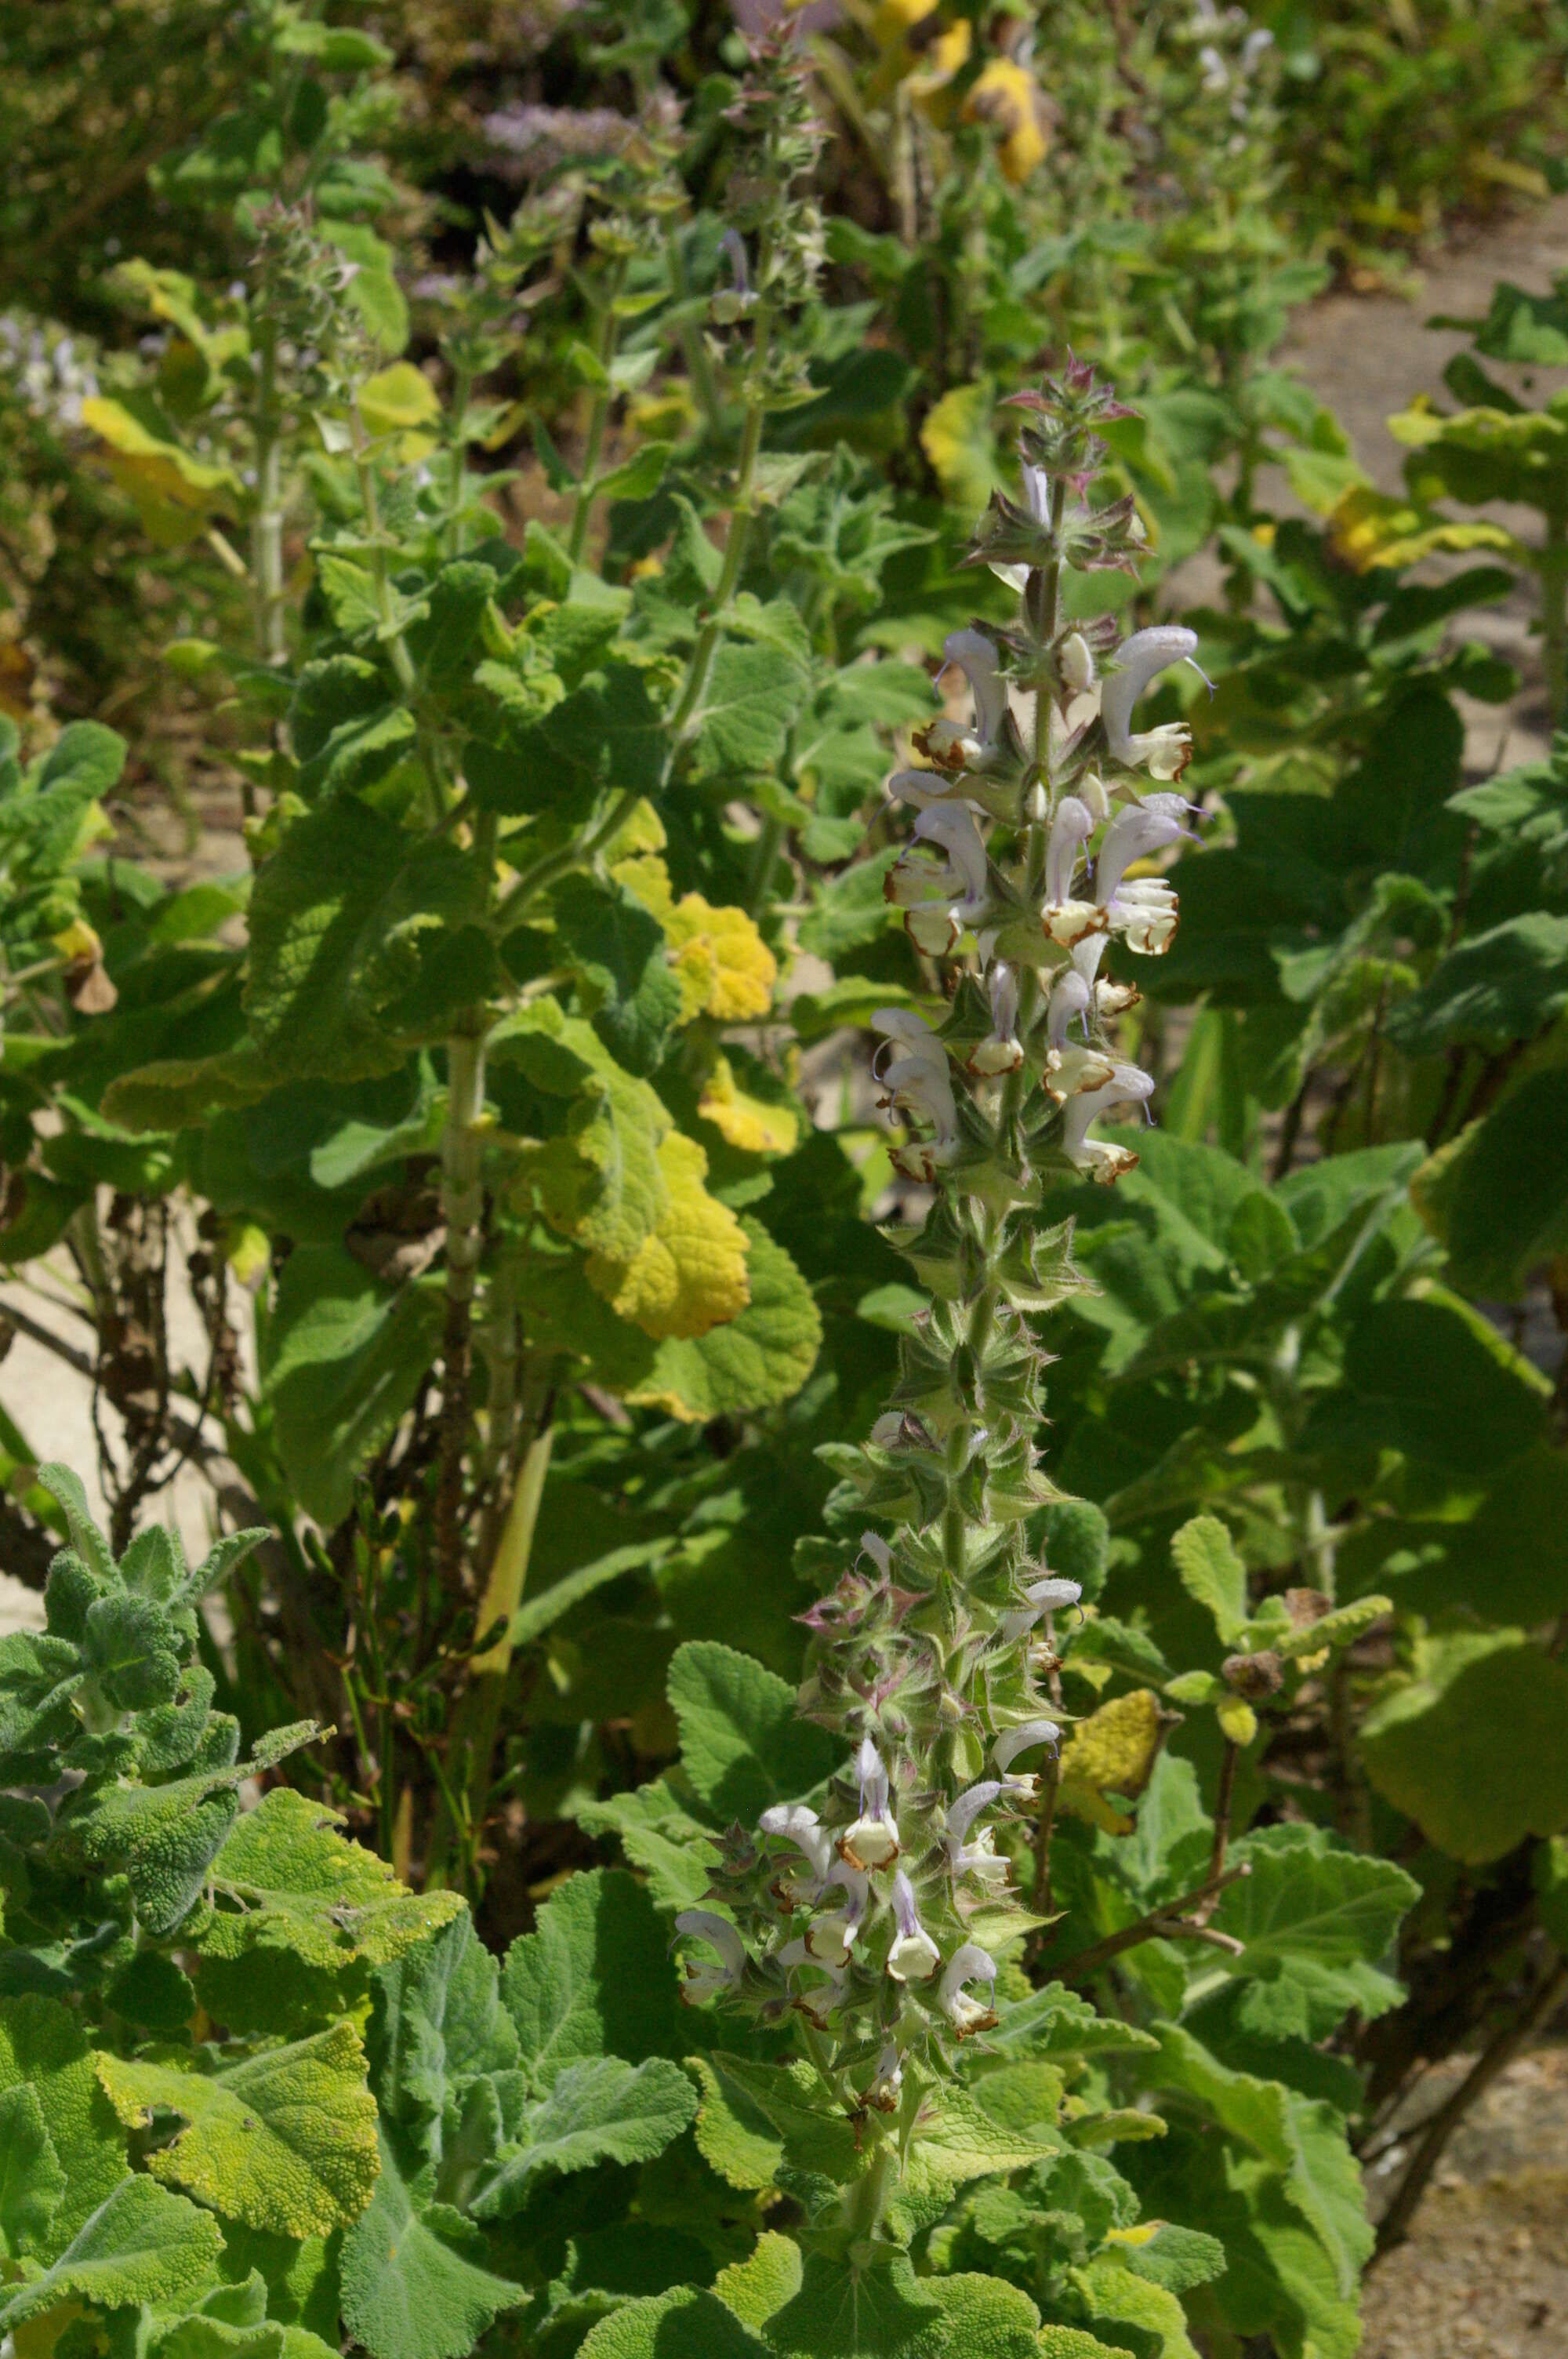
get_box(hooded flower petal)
[674,1910,747,2002]
[939,1942,999,2036]
[1101,627,1203,778]
[942,628,1009,746]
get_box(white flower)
[887,765,964,809]
[1021,463,1051,525]
[872,1009,960,1177]
[840,1736,900,1870]
[993,1717,1062,1797]
[939,1942,999,2036]
[887,805,991,954]
[1101,627,1206,779]
[942,628,1009,747]
[1044,1042,1116,1102]
[1044,968,1116,1096]
[861,1530,892,1576]
[1094,793,1192,907]
[674,1910,746,2003]
[759,1804,834,1890]
[1061,1062,1156,1183]
[805,1866,869,1966]
[1045,796,1094,907]
[867,2040,904,2112]
[775,1937,846,2026]
[1111,876,1180,956]
[886,1870,941,1980]
[945,1780,1011,1886]
[998,1576,1083,1645]
[1047,968,1091,1048]
[869,1412,906,1448]
[969,962,1023,1077]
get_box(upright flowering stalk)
[674,363,1200,2235]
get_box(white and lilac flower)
[939,1942,1000,2037]
[993,1717,1062,1797]
[1094,792,1193,907]
[969,962,1023,1077]
[887,804,992,954]
[673,1910,746,2004]
[886,1870,942,1980]
[998,1576,1083,1646]
[759,1803,834,1897]
[946,1781,1011,1887]
[867,2040,904,2112]
[840,1736,900,1870]
[1100,627,1207,780]
[805,1866,870,1967]
[1061,1061,1155,1183]
[872,1009,960,1178]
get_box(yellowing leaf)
[1057,1691,1165,1834]
[95,2019,378,2237]
[614,856,777,1022]
[48,921,103,964]
[358,362,440,435]
[81,396,241,543]
[699,1055,800,1157]
[1326,483,1516,573]
[585,1131,750,1340]
[920,380,1001,514]
[1216,1699,1259,1747]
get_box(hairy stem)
[1054,1861,1251,1983]
[434,1027,488,1590]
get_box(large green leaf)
[1306,1289,1548,1475]
[338,2122,521,2359]
[1207,1825,1418,2038]
[0,2083,65,2259]
[0,1996,131,2257]
[262,1246,444,1528]
[466,2055,697,2215]
[1412,1069,1568,1299]
[0,2177,223,2337]
[1135,2027,1371,2297]
[579,2287,769,2359]
[95,2019,379,2236]
[367,1910,520,2162]
[245,799,492,1081]
[198,1789,463,1975]
[1383,913,1568,1055]
[666,1640,837,1824]
[500,1866,685,2095]
[1359,1630,1568,1862]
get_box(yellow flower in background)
[962,56,1050,183]
[870,0,972,110]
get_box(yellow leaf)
[1326,482,1516,574]
[358,362,440,434]
[614,855,777,1022]
[1057,1690,1165,1834]
[584,1131,750,1340]
[699,1055,800,1156]
[605,798,668,858]
[962,59,1050,183]
[920,380,1001,514]
[49,919,102,964]
[1217,1699,1259,1747]
[81,396,241,543]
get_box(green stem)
[434,1026,488,1590]
[663,283,773,752]
[251,329,288,676]
[566,275,624,565]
